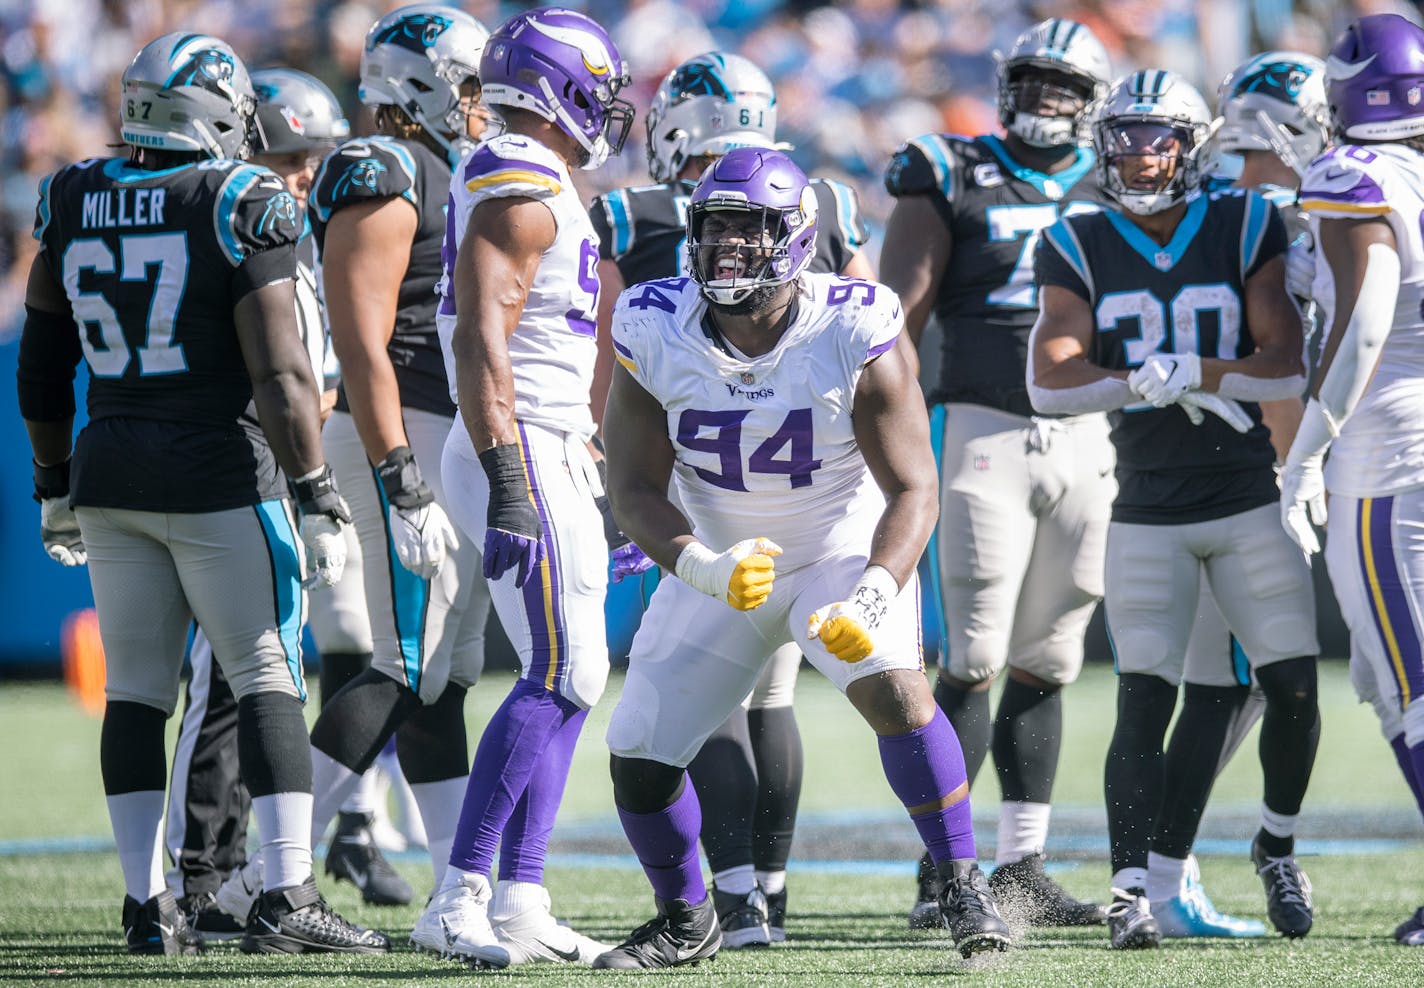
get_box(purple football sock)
[1401,734,1424,821]
[448,677,582,875]
[498,706,588,883]
[878,708,976,865]
[617,778,707,904]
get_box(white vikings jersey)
[438,134,600,439]
[611,273,903,571]
[1300,143,1424,497]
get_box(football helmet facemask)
[997,18,1111,148]
[1093,70,1212,215]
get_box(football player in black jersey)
[16,33,386,955]
[285,3,495,912]
[588,51,872,948]
[880,18,1111,930]
[1031,69,1319,948]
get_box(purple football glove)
[478,444,545,588]
[611,542,655,583]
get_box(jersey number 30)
[63,233,189,377]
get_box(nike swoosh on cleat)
[155,923,174,937]
[441,918,458,948]
[351,871,369,890]
[258,915,282,934]
[534,939,584,962]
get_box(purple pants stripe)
[1359,496,1424,706]
[516,423,565,692]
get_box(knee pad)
[100,700,169,795]
[1255,656,1318,712]
[609,754,685,814]
[396,684,470,784]
[237,691,313,797]
[1403,698,1424,749]
[1113,674,1178,740]
[565,657,610,710]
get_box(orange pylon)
[62,608,106,715]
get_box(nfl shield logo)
[973,454,990,471]
[1411,87,1422,107]
[740,372,755,385]
[1154,251,1173,271]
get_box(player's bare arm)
[451,196,557,451]
[20,254,77,468]
[851,335,939,588]
[590,257,626,433]
[1313,216,1398,396]
[602,362,693,571]
[323,197,417,462]
[840,248,876,281]
[879,197,952,349]
[235,278,327,479]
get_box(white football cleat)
[410,871,510,968]
[214,857,263,922]
[490,881,610,964]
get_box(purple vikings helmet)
[687,148,818,305]
[1325,13,1424,141]
[479,7,633,169]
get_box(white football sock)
[995,800,1051,866]
[410,776,465,889]
[491,879,545,921]
[341,766,379,817]
[1111,867,1149,895]
[756,869,786,895]
[309,746,361,847]
[106,790,166,902]
[253,791,314,891]
[1145,852,1188,903]
[1260,803,1297,841]
[712,864,757,896]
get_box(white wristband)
[674,541,723,600]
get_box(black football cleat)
[1106,888,1161,950]
[1251,836,1313,939]
[988,852,1107,927]
[937,860,1012,958]
[1394,904,1424,943]
[239,876,392,954]
[325,811,413,906]
[908,851,945,929]
[592,895,721,969]
[765,886,788,943]
[712,884,770,949]
[179,890,246,940]
[123,890,204,955]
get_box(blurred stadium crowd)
[0,0,1416,342]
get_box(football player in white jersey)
[415,7,633,968]
[1284,12,1424,946]
[596,147,1011,968]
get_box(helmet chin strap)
[537,76,603,164]
[386,76,461,160]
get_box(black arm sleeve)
[17,303,82,422]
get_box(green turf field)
[2,661,1421,985]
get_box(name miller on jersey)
[81,188,167,229]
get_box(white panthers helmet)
[1093,70,1213,216]
[646,52,779,183]
[359,4,490,155]
[997,18,1111,148]
[1216,52,1329,173]
[120,33,256,159]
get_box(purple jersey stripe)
[1302,171,1386,205]
[612,339,634,360]
[517,423,565,691]
[1359,496,1424,705]
[464,145,562,184]
[865,334,900,362]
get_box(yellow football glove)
[675,537,783,611]
[807,566,899,663]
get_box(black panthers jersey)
[589,177,868,286]
[885,134,1108,416]
[33,156,300,512]
[1035,189,1287,524]
[310,135,455,417]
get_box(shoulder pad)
[885,134,961,201]
[215,165,301,265]
[311,137,418,222]
[610,276,693,386]
[456,135,566,209]
[813,275,903,364]
[1299,146,1393,218]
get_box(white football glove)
[1279,453,1327,556]
[1128,352,1202,407]
[1177,391,1253,432]
[1285,231,1316,300]
[675,537,782,611]
[388,501,459,580]
[807,566,898,663]
[40,498,86,566]
[300,505,351,589]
